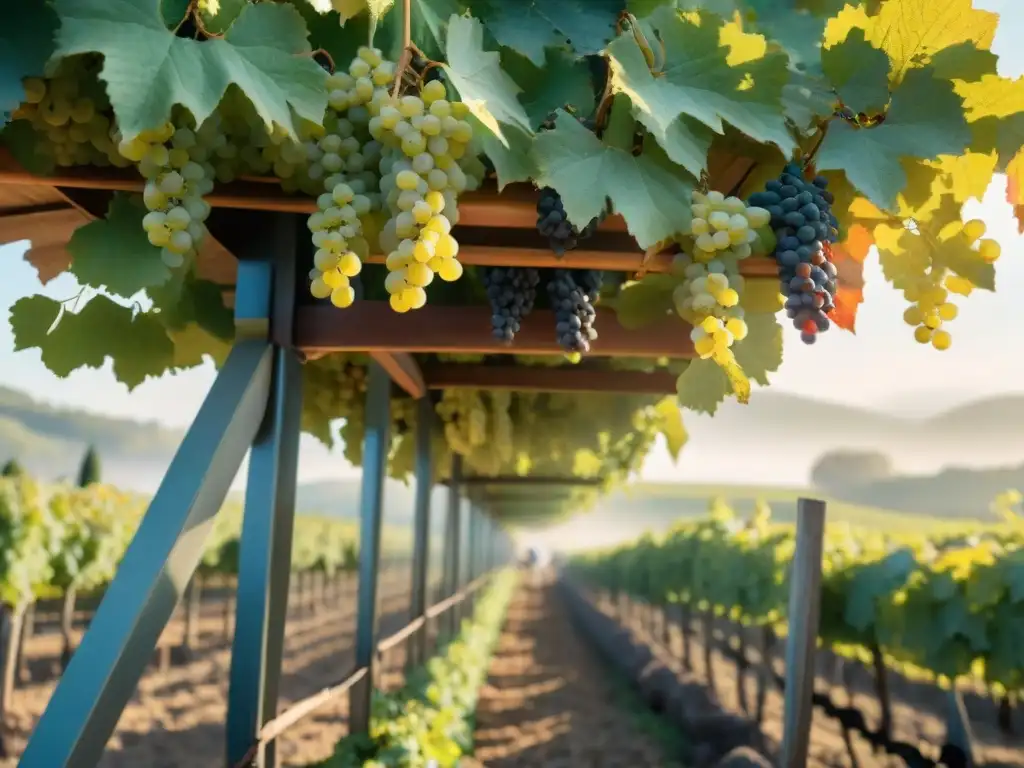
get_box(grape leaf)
[731,313,781,386]
[1008,152,1024,235]
[607,275,675,330]
[816,68,970,212]
[830,285,863,333]
[378,0,460,63]
[68,194,171,298]
[821,29,890,115]
[502,48,596,131]
[153,273,235,341]
[531,111,693,249]
[10,295,175,389]
[782,70,836,134]
[476,0,621,66]
[928,42,999,82]
[654,397,688,461]
[442,14,533,146]
[740,279,783,314]
[471,119,535,190]
[197,0,251,34]
[869,0,998,83]
[52,0,327,139]
[607,7,795,174]
[168,323,232,369]
[0,1,59,124]
[675,356,730,415]
[0,120,56,176]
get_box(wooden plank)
[370,352,426,399]
[0,206,88,247]
[295,302,696,358]
[424,363,678,394]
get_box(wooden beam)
[424,363,678,394]
[295,302,696,358]
[371,351,426,399]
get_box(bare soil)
[463,575,674,767]
[0,571,433,768]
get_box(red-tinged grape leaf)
[830,285,863,333]
[24,244,71,285]
[844,223,874,263]
[9,294,175,389]
[831,241,865,291]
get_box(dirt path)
[465,576,675,767]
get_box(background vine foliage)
[0,0,1021,506]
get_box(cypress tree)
[0,460,24,478]
[77,446,102,487]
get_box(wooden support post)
[781,498,827,768]
[348,362,391,736]
[407,396,433,671]
[944,687,976,767]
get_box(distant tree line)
[810,449,894,494]
[0,446,102,487]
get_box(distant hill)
[4,383,1024,521]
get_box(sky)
[1,0,1022,486]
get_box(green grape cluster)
[15,62,126,170]
[120,116,216,268]
[373,78,475,313]
[673,190,769,361]
[307,47,396,308]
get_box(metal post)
[226,218,303,768]
[20,343,273,768]
[348,362,391,736]
[444,456,462,639]
[781,498,827,768]
[407,396,433,671]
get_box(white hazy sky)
[1,1,1022,485]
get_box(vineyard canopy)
[0,0,1021,521]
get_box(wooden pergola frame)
[0,145,780,768]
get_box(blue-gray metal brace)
[407,395,434,670]
[348,361,392,735]
[443,456,463,639]
[20,258,283,767]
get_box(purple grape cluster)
[482,267,541,344]
[546,269,602,354]
[536,187,605,256]
[748,162,840,344]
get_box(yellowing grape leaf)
[844,223,874,263]
[731,313,781,386]
[654,397,688,461]
[531,111,694,249]
[870,0,997,82]
[928,152,998,203]
[52,0,327,139]
[740,278,784,314]
[167,322,232,369]
[443,14,533,146]
[817,68,970,211]
[821,28,890,114]
[606,7,795,177]
[676,356,731,415]
[68,193,171,299]
[0,1,58,122]
[1008,152,1024,234]
[10,294,175,389]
